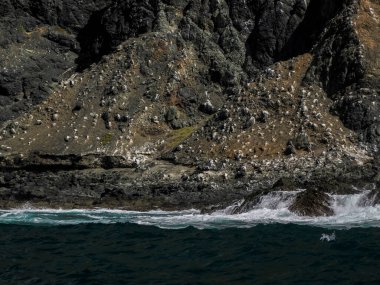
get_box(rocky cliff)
[0,0,379,213]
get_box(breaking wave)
[0,191,380,229]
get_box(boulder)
[289,189,334,217]
[199,100,216,115]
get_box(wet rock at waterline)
[289,189,334,217]
[230,189,334,217]
[359,189,380,207]
[229,190,270,214]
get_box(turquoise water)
[1,208,380,284]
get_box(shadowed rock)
[289,189,334,217]
[229,190,269,214]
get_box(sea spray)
[320,232,336,242]
[0,191,380,229]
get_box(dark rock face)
[3,0,375,149]
[0,148,376,212]
[0,167,251,210]
[177,0,348,85]
[305,1,361,95]
[289,189,334,217]
[0,0,113,121]
[278,0,349,61]
[76,0,159,69]
[304,1,380,145]
[0,0,352,121]
[333,86,380,145]
[230,0,343,68]
[0,0,379,211]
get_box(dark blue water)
[1,223,380,285]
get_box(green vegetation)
[52,26,70,35]
[17,22,26,34]
[166,126,195,149]
[100,133,114,146]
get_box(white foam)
[320,232,336,242]
[256,191,299,209]
[0,191,380,229]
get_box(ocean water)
[1,192,380,285]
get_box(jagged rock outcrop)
[0,0,113,120]
[305,0,380,145]
[1,0,359,120]
[289,189,334,216]
[76,0,160,69]
[0,0,379,213]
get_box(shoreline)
[1,148,378,215]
